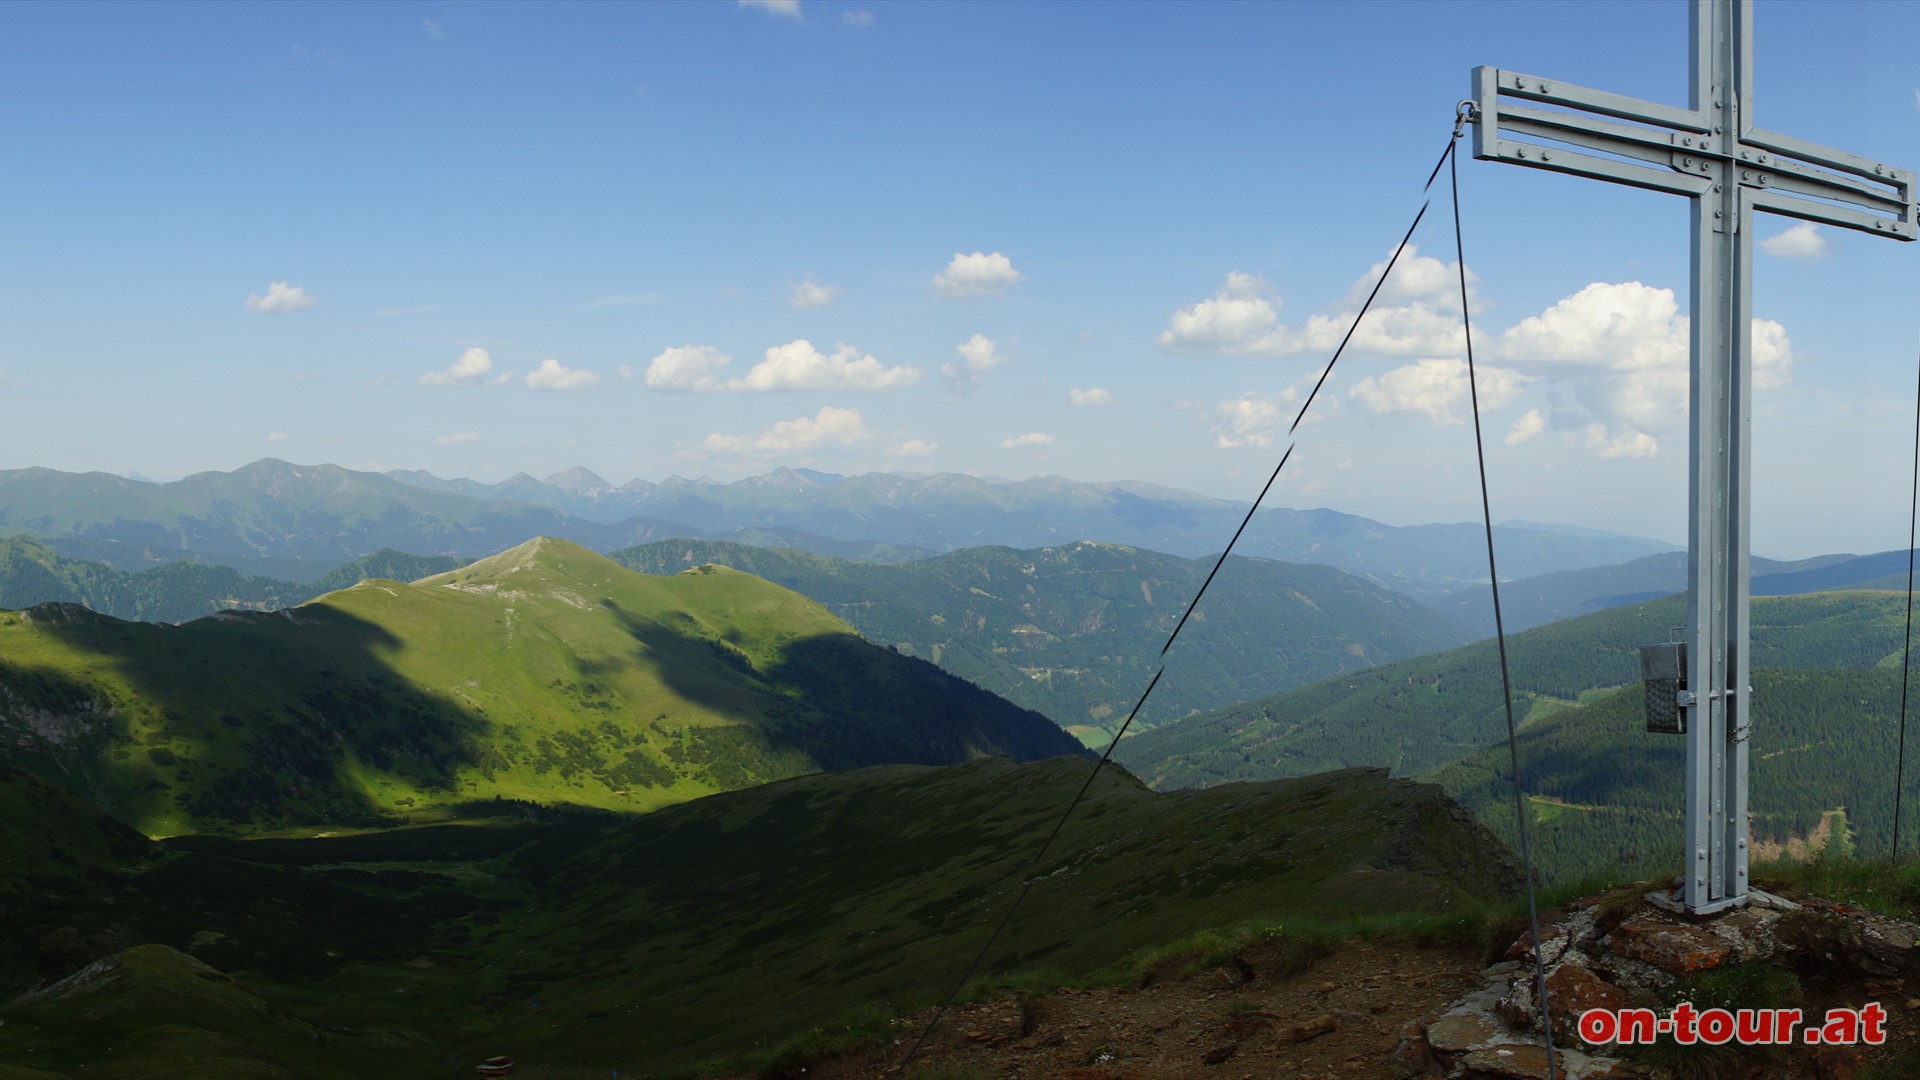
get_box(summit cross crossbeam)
[1469,0,1917,915]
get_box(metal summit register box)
[1639,642,1688,735]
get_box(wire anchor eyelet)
[1454,100,1478,139]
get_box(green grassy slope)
[612,538,1468,738]
[0,538,1082,834]
[1428,667,1915,882]
[462,757,1520,1074]
[0,758,1517,1078]
[1118,590,1914,789]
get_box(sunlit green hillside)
[1119,590,1914,789]
[0,538,1081,835]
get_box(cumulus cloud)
[1492,280,1794,458]
[933,251,1022,299]
[245,281,315,315]
[1760,222,1831,260]
[646,345,732,392]
[1069,387,1112,406]
[739,0,802,18]
[434,432,480,445]
[789,275,843,310]
[1581,423,1659,459]
[1158,271,1281,354]
[703,406,870,455]
[617,364,634,381]
[421,347,494,387]
[526,358,602,392]
[998,432,1053,449]
[943,333,1006,389]
[1214,394,1287,449]
[887,438,938,457]
[727,339,921,392]
[1349,358,1528,426]
[1506,408,1545,445]
[1157,248,1471,358]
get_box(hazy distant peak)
[544,466,613,494]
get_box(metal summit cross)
[1467,0,1917,915]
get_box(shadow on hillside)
[587,597,1086,775]
[0,603,494,833]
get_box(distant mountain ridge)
[612,538,1470,735]
[382,464,1679,593]
[1434,548,1918,636]
[0,459,1677,594]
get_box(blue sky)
[3,0,1918,558]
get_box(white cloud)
[887,438,938,457]
[267,432,288,443]
[526,358,602,392]
[434,432,480,445]
[1489,280,1796,458]
[703,406,871,455]
[933,251,1022,299]
[422,17,443,38]
[1506,408,1545,445]
[739,0,802,19]
[1579,423,1659,459]
[646,345,732,392]
[789,275,843,310]
[998,432,1054,450]
[245,281,315,315]
[1157,249,1470,357]
[727,339,922,392]
[1214,394,1286,449]
[842,9,873,25]
[617,364,634,381]
[1069,387,1112,406]
[421,347,493,387]
[1760,221,1831,260]
[942,333,1006,389]
[1159,271,1281,354]
[1349,358,1528,426]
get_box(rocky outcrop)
[1395,889,1920,1080]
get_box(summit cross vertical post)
[1468,0,1917,915]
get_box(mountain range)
[0,459,1676,596]
[610,538,1470,736]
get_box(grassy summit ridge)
[0,537,1082,834]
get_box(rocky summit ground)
[745,938,1489,1080]
[748,890,1920,1080]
